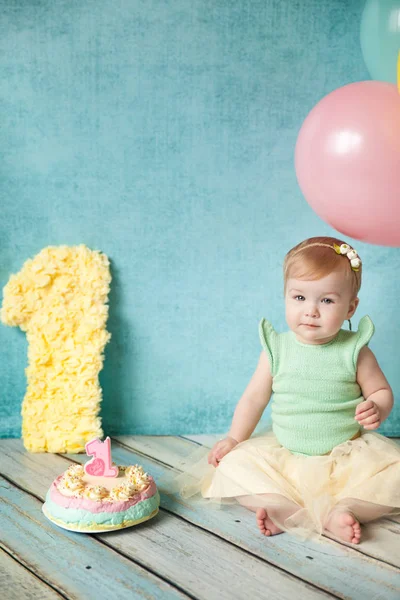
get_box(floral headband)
[333,243,361,272]
[289,242,362,272]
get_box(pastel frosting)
[43,464,160,531]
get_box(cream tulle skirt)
[174,430,400,540]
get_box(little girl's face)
[285,271,358,345]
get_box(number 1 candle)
[84,437,118,477]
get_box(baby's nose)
[305,304,319,318]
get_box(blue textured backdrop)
[1,0,399,437]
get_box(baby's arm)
[355,347,394,428]
[228,351,273,441]
[208,351,272,466]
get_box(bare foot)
[256,508,283,536]
[324,511,361,544]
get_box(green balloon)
[360,0,400,83]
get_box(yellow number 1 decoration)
[1,245,111,453]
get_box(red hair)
[284,236,362,298]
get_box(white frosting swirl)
[64,476,85,492]
[125,465,150,490]
[109,483,138,501]
[66,464,85,477]
[83,485,109,501]
[58,463,151,501]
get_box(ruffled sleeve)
[259,318,277,376]
[353,315,375,369]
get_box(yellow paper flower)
[0,245,111,453]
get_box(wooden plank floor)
[1,435,400,600]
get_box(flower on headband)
[336,243,350,255]
[333,243,361,272]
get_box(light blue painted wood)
[1,440,336,599]
[3,438,400,599]
[67,441,400,600]
[1,476,189,600]
[0,550,63,600]
[0,440,340,600]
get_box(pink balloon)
[295,81,400,246]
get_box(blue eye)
[322,298,334,304]
[294,295,305,301]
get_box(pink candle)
[84,437,118,477]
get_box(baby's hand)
[208,436,238,467]
[355,399,381,430]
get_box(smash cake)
[42,437,160,532]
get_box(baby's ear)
[347,297,359,320]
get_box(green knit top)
[259,315,374,456]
